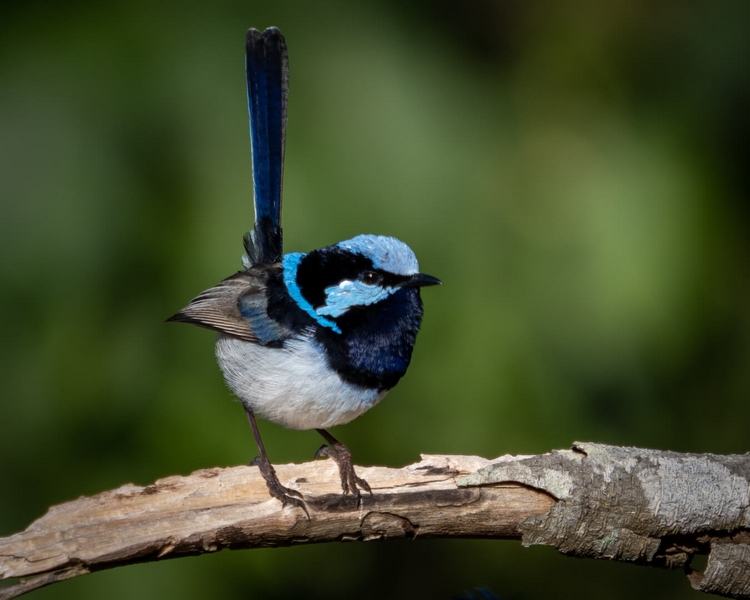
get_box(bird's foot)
[250,455,309,517]
[314,443,372,498]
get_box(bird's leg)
[314,429,372,497]
[245,408,308,515]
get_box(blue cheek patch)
[282,253,342,334]
[317,281,396,318]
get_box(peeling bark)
[1,443,748,599]
[459,442,750,597]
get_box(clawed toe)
[313,444,332,461]
[349,471,372,497]
[251,454,308,516]
[271,486,308,512]
[313,439,372,498]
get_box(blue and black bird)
[169,27,439,510]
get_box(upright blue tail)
[243,27,288,266]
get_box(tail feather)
[244,27,288,266]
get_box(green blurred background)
[1,0,748,598]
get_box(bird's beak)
[400,273,442,288]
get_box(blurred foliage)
[1,0,749,598]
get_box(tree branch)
[1,443,748,599]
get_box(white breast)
[215,333,388,430]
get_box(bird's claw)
[250,455,309,517]
[314,443,372,498]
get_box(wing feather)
[167,271,264,343]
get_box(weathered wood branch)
[1,442,749,599]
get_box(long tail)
[243,27,288,267]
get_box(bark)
[1,442,748,599]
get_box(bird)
[168,27,440,511]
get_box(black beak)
[400,273,442,288]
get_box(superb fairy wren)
[169,27,439,510]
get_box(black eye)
[361,271,382,285]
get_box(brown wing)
[167,270,267,343]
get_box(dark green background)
[1,1,748,598]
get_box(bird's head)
[282,235,440,333]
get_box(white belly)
[215,333,388,430]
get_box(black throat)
[314,287,424,391]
